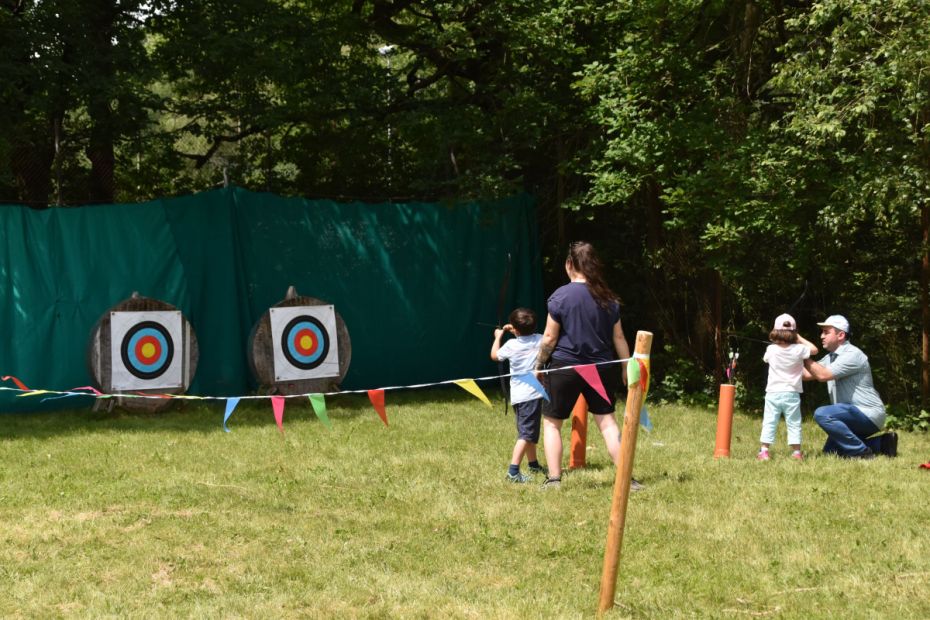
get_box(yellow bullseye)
[141,342,157,360]
[300,334,314,350]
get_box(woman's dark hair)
[769,329,798,345]
[508,308,537,335]
[567,241,620,308]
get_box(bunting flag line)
[271,396,285,434]
[574,364,609,404]
[1,355,644,432]
[368,389,388,426]
[223,397,241,433]
[515,372,550,402]
[309,393,333,430]
[453,379,492,407]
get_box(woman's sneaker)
[791,450,804,461]
[757,449,770,461]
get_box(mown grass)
[1,390,929,618]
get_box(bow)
[496,253,512,415]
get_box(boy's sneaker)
[528,464,548,477]
[507,471,531,484]
[757,450,770,461]
[879,432,898,458]
[791,450,804,461]
[541,477,561,489]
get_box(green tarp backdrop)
[0,186,542,412]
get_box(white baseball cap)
[817,314,850,334]
[773,313,796,331]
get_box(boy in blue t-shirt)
[490,308,548,483]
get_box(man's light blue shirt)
[820,341,885,427]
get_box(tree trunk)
[84,0,117,204]
[921,201,929,407]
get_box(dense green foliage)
[2,0,928,419]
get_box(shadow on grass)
[0,385,505,439]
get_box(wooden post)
[569,395,588,469]
[598,331,653,615]
[714,384,736,458]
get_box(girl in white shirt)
[759,313,819,461]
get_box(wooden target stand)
[86,292,199,413]
[248,286,352,395]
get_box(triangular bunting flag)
[223,397,241,433]
[516,373,550,402]
[368,390,388,426]
[1,375,29,391]
[453,379,492,407]
[574,364,609,404]
[271,396,285,434]
[309,393,333,430]
[17,390,51,397]
[640,405,653,432]
[627,359,640,386]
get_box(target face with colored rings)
[281,316,330,370]
[120,321,175,380]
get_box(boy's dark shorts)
[541,361,619,420]
[513,399,542,443]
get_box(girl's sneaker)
[757,449,770,461]
[791,450,804,461]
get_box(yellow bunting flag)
[17,390,51,397]
[454,379,492,407]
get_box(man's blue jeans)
[813,403,880,457]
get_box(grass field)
[1,390,929,618]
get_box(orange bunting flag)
[453,379,492,407]
[574,364,609,404]
[271,396,285,434]
[367,389,388,426]
[2,375,29,391]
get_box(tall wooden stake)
[598,331,653,615]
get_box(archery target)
[270,305,339,381]
[110,311,183,390]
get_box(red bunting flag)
[367,389,388,426]
[574,364,609,404]
[271,395,285,434]
[2,375,29,391]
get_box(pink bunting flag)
[574,364,609,404]
[1,375,29,391]
[367,389,389,426]
[271,396,285,434]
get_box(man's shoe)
[507,471,531,483]
[631,478,645,491]
[880,432,898,458]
